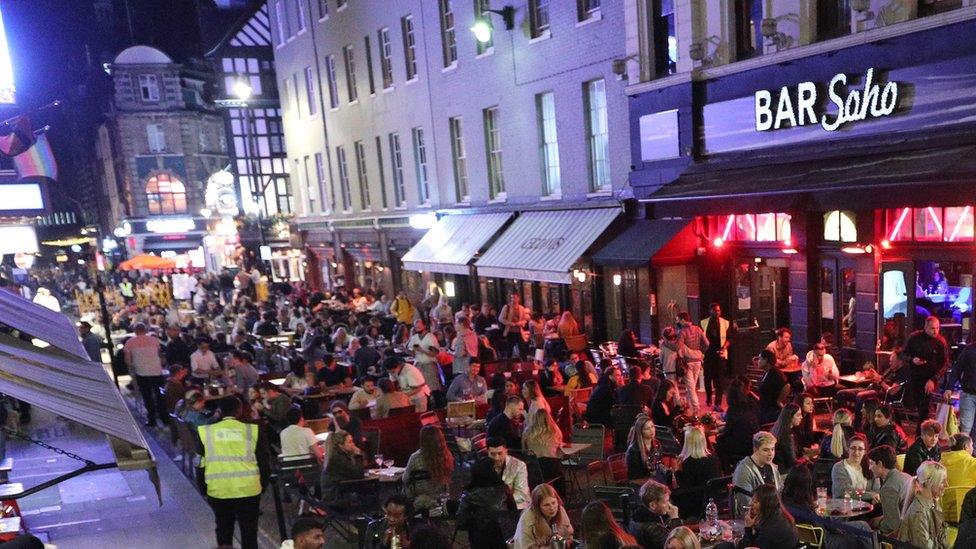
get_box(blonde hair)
[830,408,853,459]
[664,526,702,549]
[522,408,562,451]
[678,426,710,461]
[528,484,565,541]
[902,460,948,518]
[752,431,776,450]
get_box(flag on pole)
[13,132,57,180]
[0,115,34,157]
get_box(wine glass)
[383,458,394,469]
[374,453,384,469]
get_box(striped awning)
[475,208,621,284]
[401,213,512,275]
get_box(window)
[303,155,317,212]
[375,136,388,209]
[336,146,352,211]
[389,133,406,207]
[354,141,371,210]
[885,206,975,243]
[315,152,330,212]
[412,127,430,204]
[275,0,287,45]
[324,54,339,108]
[363,36,376,95]
[653,0,677,77]
[295,0,307,32]
[378,28,394,88]
[817,0,851,40]
[448,117,469,202]
[734,0,763,60]
[146,124,166,152]
[578,0,601,21]
[145,173,187,214]
[707,213,791,242]
[317,0,328,19]
[584,79,610,192]
[138,74,160,102]
[483,106,505,198]
[529,0,550,38]
[536,92,560,196]
[343,45,358,103]
[439,0,458,67]
[337,0,347,8]
[291,73,301,115]
[918,0,963,17]
[401,15,418,80]
[304,66,318,116]
[474,0,493,54]
[824,211,857,242]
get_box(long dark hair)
[726,376,754,414]
[752,484,795,527]
[579,501,638,547]
[793,393,815,439]
[781,464,816,511]
[771,403,800,461]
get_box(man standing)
[700,303,731,409]
[944,338,976,438]
[390,290,415,326]
[484,437,530,510]
[905,316,949,432]
[123,323,167,428]
[199,396,270,549]
[387,357,431,412]
[78,321,103,363]
[165,325,193,369]
[409,320,442,406]
[676,312,708,414]
[498,293,527,359]
[757,349,789,424]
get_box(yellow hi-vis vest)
[199,419,261,499]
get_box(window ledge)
[540,194,562,201]
[341,209,353,215]
[475,49,495,59]
[318,16,329,23]
[382,85,396,93]
[348,99,359,106]
[394,205,407,211]
[528,30,552,44]
[587,190,612,198]
[442,62,458,73]
[575,12,602,28]
[329,106,340,112]
[417,202,432,208]
[404,78,419,86]
[297,29,307,37]
[337,4,347,12]
[488,194,508,204]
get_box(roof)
[206,1,273,56]
[114,45,173,65]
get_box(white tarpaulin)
[0,289,152,468]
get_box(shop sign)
[755,68,898,132]
[146,218,195,234]
[520,237,564,250]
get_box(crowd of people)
[62,262,976,549]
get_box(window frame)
[536,91,561,197]
[314,152,330,212]
[389,132,406,207]
[325,54,339,108]
[483,106,505,199]
[529,0,551,38]
[412,127,431,204]
[145,172,188,215]
[336,145,353,212]
[354,140,371,210]
[146,123,166,153]
[584,79,611,192]
[363,35,376,95]
[474,0,494,54]
[342,45,358,103]
[138,74,160,103]
[577,0,601,22]
[401,15,418,81]
[448,116,469,202]
[304,66,318,116]
[439,0,458,67]
[378,28,394,89]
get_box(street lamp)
[470,5,515,43]
[233,79,253,102]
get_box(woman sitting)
[820,408,855,460]
[563,360,597,397]
[179,390,215,429]
[373,378,411,419]
[522,408,566,496]
[857,397,880,440]
[716,376,760,470]
[320,429,365,504]
[782,464,874,549]
[538,360,565,397]
[522,379,550,415]
[870,403,908,454]
[899,460,949,549]
[664,526,701,549]
[672,425,722,515]
[584,369,618,428]
[626,414,660,480]
[831,433,878,501]
[739,484,798,549]
[793,393,822,453]
[651,379,684,429]
[770,403,807,474]
[403,425,455,512]
[579,501,638,548]
[617,329,639,358]
[512,484,573,549]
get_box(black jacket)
[903,438,941,476]
[585,384,617,427]
[455,484,517,549]
[945,343,976,394]
[627,506,681,549]
[738,512,798,549]
[871,423,909,454]
[617,381,654,409]
[486,413,521,451]
[625,440,658,480]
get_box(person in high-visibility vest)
[199,396,270,549]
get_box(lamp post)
[233,78,270,272]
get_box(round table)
[820,498,873,519]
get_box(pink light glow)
[947,206,971,242]
[888,207,910,241]
[926,207,944,236]
[721,215,734,241]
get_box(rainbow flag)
[13,132,57,180]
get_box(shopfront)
[629,19,976,368]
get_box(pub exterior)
[626,16,976,370]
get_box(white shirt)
[408,332,439,366]
[123,334,163,377]
[190,349,220,377]
[279,424,317,459]
[397,363,431,397]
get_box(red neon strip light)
[888,207,910,241]
[721,215,734,241]
[947,206,971,242]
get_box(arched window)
[146,172,187,214]
[824,210,857,242]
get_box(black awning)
[592,219,696,268]
[642,143,976,215]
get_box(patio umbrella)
[118,254,176,271]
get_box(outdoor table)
[839,373,871,386]
[367,466,405,483]
[558,442,591,457]
[821,498,873,519]
[314,431,330,444]
[692,519,744,548]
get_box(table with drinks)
[367,453,404,483]
[816,487,874,519]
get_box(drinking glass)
[383,459,394,469]
[374,454,384,468]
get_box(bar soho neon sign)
[755,68,899,132]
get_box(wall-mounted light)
[880,239,891,250]
[712,237,724,247]
[612,274,622,286]
[575,270,587,283]
[470,5,514,44]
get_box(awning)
[401,213,512,275]
[591,219,696,268]
[0,289,153,472]
[475,208,621,283]
[642,143,976,215]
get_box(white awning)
[475,208,621,283]
[0,290,153,471]
[401,213,512,275]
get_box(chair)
[611,405,642,450]
[564,334,588,353]
[347,407,371,421]
[306,417,332,434]
[812,458,837,489]
[896,453,905,472]
[942,485,970,523]
[388,405,415,416]
[654,425,682,458]
[702,476,734,520]
[361,426,380,462]
[593,485,636,525]
[419,411,440,427]
[571,387,592,415]
[796,524,824,548]
[446,400,476,419]
[174,417,203,482]
[606,453,628,484]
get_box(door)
[747,260,789,343]
[879,261,913,351]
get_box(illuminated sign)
[0,226,38,254]
[0,7,15,104]
[755,68,899,132]
[0,183,44,211]
[146,218,195,234]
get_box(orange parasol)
[118,254,177,271]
